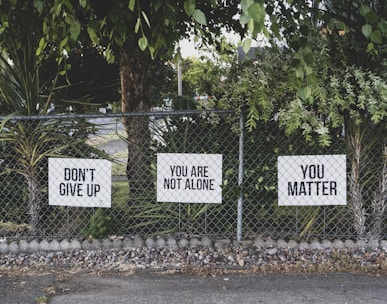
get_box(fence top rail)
[0,109,235,121]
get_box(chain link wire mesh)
[0,111,386,241]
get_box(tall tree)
[41,0,242,202]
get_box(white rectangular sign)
[278,154,346,206]
[48,158,111,208]
[157,153,223,204]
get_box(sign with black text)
[278,155,346,206]
[48,158,111,208]
[157,153,222,204]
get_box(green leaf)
[366,42,374,52]
[362,24,372,38]
[242,38,251,54]
[241,0,253,14]
[359,5,370,17]
[240,13,250,25]
[87,27,98,44]
[134,17,140,33]
[79,0,86,8]
[69,24,81,41]
[295,67,304,79]
[247,3,265,24]
[128,0,135,12]
[192,9,206,25]
[138,36,148,51]
[298,86,311,100]
[33,0,44,13]
[184,0,196,17]
[370,30,382,44]
[141,11,151,28]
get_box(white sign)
[278,155,346,206]
[157,153,223,204]
[48,158,111,208]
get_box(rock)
[321,240,332,249]
[70,239,82,251]
[344,240,356,249]
[276,239,288,248]
[122,237,133,250]
[332,239,344,249]
[40,239,50,251]
[287,240,298,249]
[145,238,155,248]
[133,236,144,248]
[215,239,231,249]
[167,237,177,248]
[201,237,213,248]
[59,239,71,251]
[189,237,201,248]
[19,240,29,252]
[50,240,60,251]
[155,238,166,248]
[253,237,265,248]
[267,248,278,255]
[299,241,310,250]
[178,238,189,248]
[310,240,322,250]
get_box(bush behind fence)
[0,110,385,241]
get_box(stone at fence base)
[156,238,166,248]
[133,236,144,248]
[201,236,213,248]
[59,239,71,251]
[367,239,379,249]
[112,238,122,249]
[189,237,201,248]
[344,240,356,248]
[102,239,113,249]
[50,240,60,251]
[167,237,177,248]
[356,239,367,248]
[178,237,189,248]
[215,239,231,249]
[82,239,101,250]
[70,240,82,251]
[380,240,387,249]
[287,240,298,249]
[29,240,40,251]
[332,239,344,249]
[0,242,9,253]
[122,237,133,250]
[276,239,288,248]
[233,240,252,248]
[299,241,310,250]
[265,237,276,248]
[253,237,265,248]
[145,238,155,248]
[9,241,19,253]
[19,240,29,252]
[310,240,323,250]
[321,240,332,249]
[40,239,50,251]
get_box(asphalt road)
[2,271,387,304]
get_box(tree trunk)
[370,135,387,240]
[26,167,41,236]
[119,49,155,204]
[345,119,366,240]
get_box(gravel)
[1,236,387,275]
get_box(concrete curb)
[0,237,386,254]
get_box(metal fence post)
[237,109,245,241]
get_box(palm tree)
[0,37,97,236]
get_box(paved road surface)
[2,271,386,304]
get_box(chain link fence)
[0,110,386,241]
